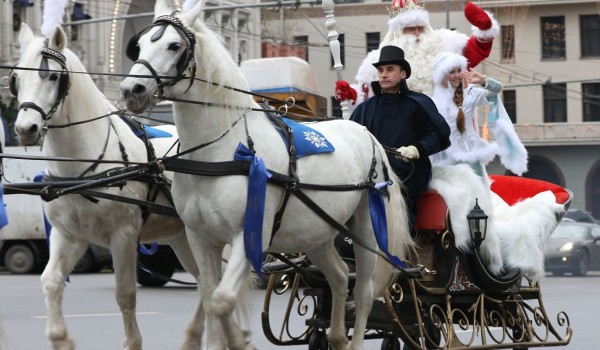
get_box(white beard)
[381,29,443,96]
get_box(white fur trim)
[430,165,565,282]
[388,9,429,31]
[430,165,504,275]
[471,11,500,40]
[492,190,564,282]
[432,52,468,86]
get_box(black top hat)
[372,46,412,79]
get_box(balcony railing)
[513,122,600,146]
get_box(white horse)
[12,23,201,350]
[120,1,414,349]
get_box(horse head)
[120,0,205,114]
[12,23,71,146]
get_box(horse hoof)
[51,338,75,350]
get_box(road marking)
[32,311,159,319]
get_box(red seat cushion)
[414,190,447,231]
[489,175,570,206]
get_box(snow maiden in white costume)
[424,52,564,282]
[336,0,500,110]
[429,52,528,185]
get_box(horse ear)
[49,26,67,52]
[183,0,205,22]
[19,22,35,50]
[154,0,175,18]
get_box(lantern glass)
[467,199,488,249]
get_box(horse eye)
[49,73,60,81]
[168,43,181,51]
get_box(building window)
[330,96,342,118]
[13,13,21,32]
[500,25,515,63]
[503,90,517,123]
[221,13,231,30]
[541,16,566,59]
[366,32,380,53]
[293,35,308,62]
[543,83,567,122]
[330,33,345,68]
[581,15,600,57]
[582,83,600,122]
[238,40,247,65]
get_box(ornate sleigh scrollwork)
[261,187,573,349]
[261,255,318,346]
[380,242,573,350]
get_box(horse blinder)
[127,25,191,75]
[9,71,18,97]
[126,34,141,62]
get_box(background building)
[1,0,599,217]
[261,0,600,218]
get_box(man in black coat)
[351,45,451,224]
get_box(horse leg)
[346,213,378,350]
[41,228,88,350]
[212,233,255,350]
[306,242,350,350]
[181,226,226,350]
[168,232,205,350]
[110,232,142,350]
[168,231,200,279]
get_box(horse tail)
[234,272,258,329]
[372,168,416,298]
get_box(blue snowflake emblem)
[303,131,329,148]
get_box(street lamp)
[467,198,488,250]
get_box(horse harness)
[160,106,392,247]
[40,115,178,221]
[10,39,70,120]
[128,12,411,264]
[10,39,177,222]
[126,12,197,100]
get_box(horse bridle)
[10,40,70,120]
[126,13,196,100]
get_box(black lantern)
[467,198,488,250]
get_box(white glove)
[396,146,420,161]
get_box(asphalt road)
[0,270,598,350]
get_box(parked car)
[545,221,600,276]
[563,209,599,224]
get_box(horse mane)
[60,45,116,116]
[184,16,255,108]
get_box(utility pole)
[446,0,450,29]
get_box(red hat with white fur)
[387,0,430,32]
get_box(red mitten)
[335,80,357,105]
[464,1,492,30]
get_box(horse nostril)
[28,124,38,135]
[132,84,147,95]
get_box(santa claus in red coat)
[336,0,500,109]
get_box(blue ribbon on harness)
[137,125,172,139]
[368,182,407,269]
[234,143,272,277]
[0,183,8,229]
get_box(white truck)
[0,146,112,274]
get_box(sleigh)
[261,175,573,350]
